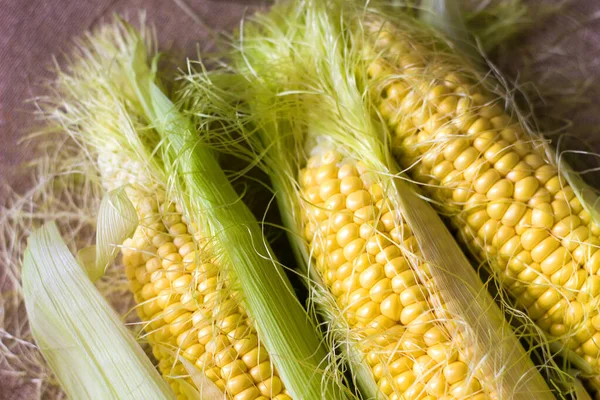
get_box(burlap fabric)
[0,0,598,399]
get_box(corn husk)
[22,221,175,400]
[77,187,139,282]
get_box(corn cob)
[368,18,600,373]
[120,188,289,399]
[96,137,290,399]
[299,147,492,399]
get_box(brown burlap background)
[1,0,599,399]
[0,0,270,196]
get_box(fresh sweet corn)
[121,188,290,400]
[367,20,600,372]
[299,148,491,399]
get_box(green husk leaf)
[22,221,175,400]
[111,21,348,400]
[78,187,138,281]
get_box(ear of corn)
[181,1,555,398]
[364,7,600,377]
[40,17,347,400]
[126,28,349,400]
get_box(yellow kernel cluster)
[369,27,600,372]
[300,149,491,399]
[121,192,290,400]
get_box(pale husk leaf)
[22,221,175,400]
[78,187,138,282]
[177,356,223,400]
